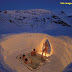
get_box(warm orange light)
[36,38,53,57]
[37,52,50,57]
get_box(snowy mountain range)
[0,9,72,36]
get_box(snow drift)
[0,33,72,72]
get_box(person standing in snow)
[42,41,49,57]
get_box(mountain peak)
[1,9,52,15]
[24,9,53,15]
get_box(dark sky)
[0,0,72,15]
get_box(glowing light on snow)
[37,52,50,57]
[36,38,53,57]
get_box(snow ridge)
[0,9,72,36]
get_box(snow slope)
[0,33,72,72]
[0,9,72,36]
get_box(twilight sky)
[0,0,72,15]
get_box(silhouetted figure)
[42,42,49,57]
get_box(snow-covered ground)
[0,9,72,72]
[0,33,72,72]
